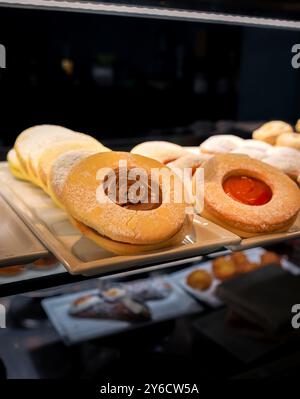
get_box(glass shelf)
[0,0,300,30]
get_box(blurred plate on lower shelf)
[0,194,48,267]
[0,162,241,276]
[226,213,300,251]
[170,247,300,308]
[42,277,203,344]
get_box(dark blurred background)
[0,6,300,147]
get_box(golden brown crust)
[70,215,192,255]
[186,269,212,290]
[253,121,293,145]
[276,132,300,150]
[131,141,188,164]
[62,152,187,245]
[197,154,300,237]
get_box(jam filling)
[223,176,272,206]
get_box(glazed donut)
[199,135,244,155]
[62,152,191,254]
[48,149,98,208]
[262,154,300,181]
[197,154,300,238]
[253,121,293,145]
[276,132,300,150]
[131,141,188,164]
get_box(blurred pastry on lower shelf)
[33,254,58,269]
[186,269,212,291]
[260,251,282,267]
[212,257,237,281]
[0,265,25,276]
[69,294,152,322]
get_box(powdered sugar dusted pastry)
[131,141,188,164]
[238,139,272,152]
[266,146,300,158]
[7,149,28,181]
[48,149,98,208]
[167,153,212,174]
[276,132,300,150]
[231,147,266,160]
[62,152,192,254]
[197,154,300,238]
[262,154,300,181]
[253,121,293,145]
[199,135,244,155]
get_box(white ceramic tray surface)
[0,194,48,267]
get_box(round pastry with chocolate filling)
[62,152,191,254]
[196,154,300,237]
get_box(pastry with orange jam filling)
[196,154,300,237]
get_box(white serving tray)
[0,194,48,267]
[42,278,203,344]
[0,163,241,276]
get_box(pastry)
[69,294,151,322]
[253,121,293,145]
[260,251,282,267]
[37,140,110,190]
[186,269,212,291]
[7,149,28,181]
[199,135,244,155]
[212,257,236,281]
[276,132,300,150]
[62,152,191,254]
[0,265,25,276]
[231,147,266,160]
[131,141,188,164]
[48,149,98,208]
[14,125,104,187]
[295,119,300,133]
[266,146,300,158]
[167,153,212,174]
[231,139,272,160]
[262,154,300,181]
[197,154,300,237]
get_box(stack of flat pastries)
[8,125,110,206]
[8,127,191,255]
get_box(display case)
[0,0,300,380]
